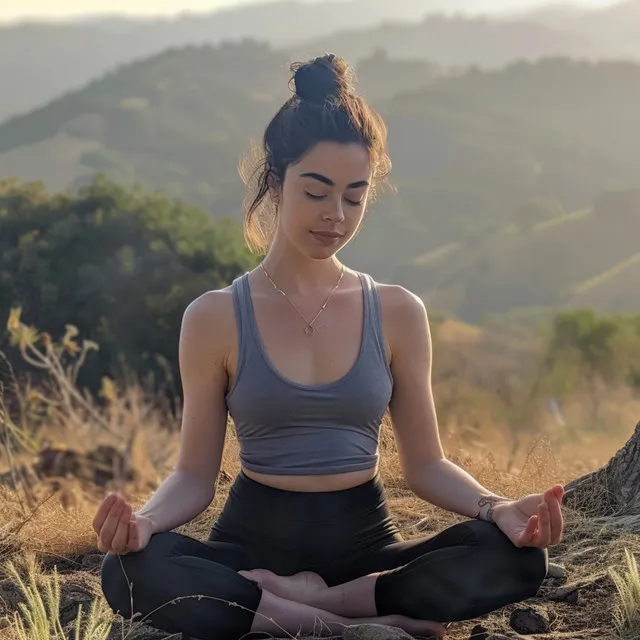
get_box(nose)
[323,198,345,223]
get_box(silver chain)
[259,262,345,336]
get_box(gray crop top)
[225,271,394,475]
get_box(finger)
[518,515,538,547]
[546,486,563,504]
[111,503,132,554]
[128,518,141,552]
[536,502,551,548]
[546,493,564,545]
[98,499,124,552]
[92,493,118,535]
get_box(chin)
[303,232,352,259]
[307,243,347,261]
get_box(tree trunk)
[563,420,640,526]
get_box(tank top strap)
[230,272,256,374]
[357,272,390,369]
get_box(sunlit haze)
[0,0,621,24]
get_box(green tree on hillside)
[0,176,256,394]
[541,309,640,428]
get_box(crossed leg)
[242,519,548,626]
[101,529,446,640]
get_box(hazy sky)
[0,0,619,24]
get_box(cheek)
[280,194,314,230]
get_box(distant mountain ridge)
[0,42,638,321]
[529,0,640,54]
[1,0,639,123]
[290,15,602,69]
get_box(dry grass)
[0,314,639,639]
[1,421,639,640]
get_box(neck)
[261,238,344,294]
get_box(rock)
[546,563,566,581]
[342,624,416,640]
[469,623,490,639]
[57,572,102,627]
[547,585,580,603]
[81,553,104,569]
[0,443,135,491]
[509,606,551,635]
[0,577,25,617]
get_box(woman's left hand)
[492,485,564,549]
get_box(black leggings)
[101,472,547,640]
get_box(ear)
[267,170,281,205]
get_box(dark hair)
[239,54,392,254]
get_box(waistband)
[224,470,389,523]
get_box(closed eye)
[305,191,363,206]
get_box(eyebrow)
[299,172,369,189]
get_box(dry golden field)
[1,314,639,640]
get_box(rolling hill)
[529,0,640,56]
[289,14,603,69]
[0,0,428,123]
[1,0,638,124]
[0,41,291,217]
[0,42,639,322]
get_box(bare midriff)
[242,466,378,492]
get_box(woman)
[97,54,563,640]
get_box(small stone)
[548,585,580,603]
[469,623,489,639]
[81,553,104,568]
[509,606,551,635]
[546,563,566,581]
[342,624,415,640]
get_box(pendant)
[304,325,315,336]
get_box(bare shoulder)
[375,281,425,315]
[369,278,431,355]
[180,284,238,356]
[183,285,236,324]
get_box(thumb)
[128,518,142,552]
[516,515,539,548]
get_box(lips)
[311,231,344,238]
[310,230,345,246]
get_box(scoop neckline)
[242,271,371,391]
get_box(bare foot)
[241,569,445,638]
[239,568,328,603]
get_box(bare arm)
[135,291,232,533]
[383,286,508,522]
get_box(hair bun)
[292,54,350,104]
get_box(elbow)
[174,468,216,503]
[404,455,449,497]
[406,477,432,500]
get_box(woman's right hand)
[93,492,154,555]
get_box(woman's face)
[271,141,372,259]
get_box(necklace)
[259,262,345,336]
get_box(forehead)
[291,141,371,185]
